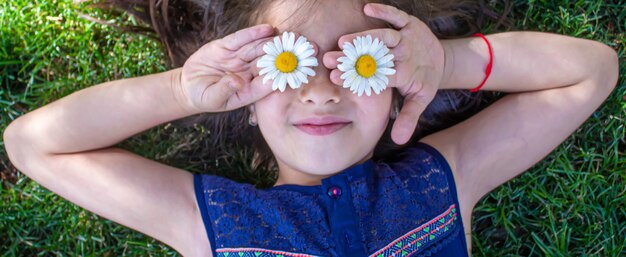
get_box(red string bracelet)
[469,33,493,92]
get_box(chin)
[290,151,362,175]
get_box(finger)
[221,24,275,51]
[210,71,277,111]
[239,36,276,63]
[390,94,427,145]
[329,69,344,87]
[223,73,275,109]
[338,28,401,50]
[323,51,344,69]
[204,73,244,111]
[363,3,411,30]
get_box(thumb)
[390,95,427,145]
[205,73,245,111]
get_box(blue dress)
[193,142,469,257]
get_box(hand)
[176,24,279,113]
[323,3,445,145]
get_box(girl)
[3,0,619,257]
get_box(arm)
[419,32,619,252]
[6,67,199,154]
[3,68,211,256]
[438,31,615,92]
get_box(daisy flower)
[337,35,396,96]
[256,31,319,92]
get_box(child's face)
[252,0,393,182]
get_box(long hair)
[88,0,513,188]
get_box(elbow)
[597,43,619,90]
[3,120,38,172]
[3,122,25,170]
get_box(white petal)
[260,54,275,62]
[259,66,274,76]
[273,36,283,53]
[337,56,355,69]
[286,32,295,51]
[257,60,275,68]
[281,32,290,51]
[376,76,387,91]
[300,58,318,67]
[344,73,358,90]
[359,78,368,96]
[277,73,287,92]
[370,78,382,94]
[337,62,353,72]
[294,69,308,84]
[263,42,279,56]
[365,80,372,96]
[377,54,394,65]
[374,71,389,85]
[360,36,369,55]
[299,48,314,58]
[341,43,355,59]
[287,73,299,89]
[342,78,352,89]
[368,42,379,56]
[262,73,271,85]
[347,76,357,90]
[294,41,310,56]
[371,38,380,53]
[365,35,373,49]
[337,56,349,64]
[293,36,306,51]
[377,67,396,76]
[372,44,388,60]
[353,37,362,54]
[264,69,280,85]
[355,37,364,56]
[351,77,361,92]
[340,69,356,80]
[379,61,394,68]
[344,46,358,62]
[299,66,316,77]
[268,69,280,80]
[272,74,282,90]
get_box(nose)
[298,68,341,105]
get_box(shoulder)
[416,136,465,203]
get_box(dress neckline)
[266,158,375,194]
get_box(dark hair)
[89,0,513,188]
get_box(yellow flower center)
[275,51,298,73]
[355,55,377,78]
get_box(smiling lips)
[293,116,352,136]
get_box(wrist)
[169,68,203,115]
[439,40,455,90]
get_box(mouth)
[294,123,351,136]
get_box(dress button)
[327,186,342,199]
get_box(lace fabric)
[196,175,336,256]
[194,143,469,257]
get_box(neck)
[273,152,373,187]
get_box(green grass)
[1,0,624,256]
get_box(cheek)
[349,94,393,155]
[355,91,393,126]
[254,92,291,131]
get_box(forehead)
[259,0,387,52]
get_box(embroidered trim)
[369,204,458,257]
[216,247,323,257]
